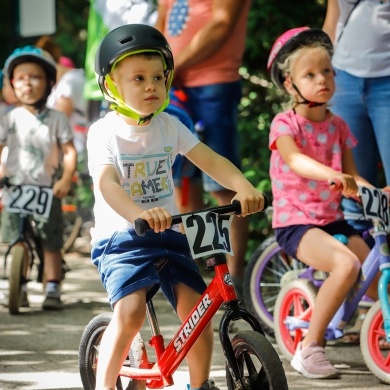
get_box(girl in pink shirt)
[268,27,376,379]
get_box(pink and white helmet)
[267,27,333,91]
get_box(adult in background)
[323,0,390,232]
[155,0,251,298]
[35,36,88,160]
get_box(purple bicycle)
[243,207,372,337]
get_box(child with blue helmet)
[0,46,77,310]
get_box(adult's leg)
[211,188,249,283]
[174,181,205,213]
[331,69,378,232]
[185,82,247,292]
[331,69,379,184]
[366,75,390,186]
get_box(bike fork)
[219,299,265,387]
[376,227,390,341]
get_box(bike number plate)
[5,185,53,220]
[182,211,234,259]
[360,186,390,230]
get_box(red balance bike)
[79,201,288,390]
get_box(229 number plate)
[5,185,53,220]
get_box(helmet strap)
[110,103,155,124]
[105,74,170,123]
[292,83,325,108]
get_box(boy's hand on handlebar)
[138,207,172,233]
[232,190,267,217]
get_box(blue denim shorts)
[91,229,207,309]
[275,220,359,259]
[173,81,242,192]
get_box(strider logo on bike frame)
[173,294,212,352]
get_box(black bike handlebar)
[134,195,269,236]
[0,177,10,188]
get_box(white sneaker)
[127,333,147,390]
[291,341,339,379]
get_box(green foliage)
[54,0,89,68]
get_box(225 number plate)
[182,211,234,259]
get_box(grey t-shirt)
[333,0,390,77]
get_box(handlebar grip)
[134,218,150,237]
[231,199,241,214]
[0,177,10,189]
[262,194,269,212]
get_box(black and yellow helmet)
[95,24,174,123]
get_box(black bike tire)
[78,312,137,390]
[226,330,288,390]
[8,245,26,315]
[62,214,83,253]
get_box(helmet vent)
[120,37,134,44]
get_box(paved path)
[0,237,389,389]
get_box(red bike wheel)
[274,279,317,362]
[361,301,390,384]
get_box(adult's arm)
[323,0,340,44]
[156,0,249,74]
[53,96,74,118]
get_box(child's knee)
[115,305,145,330]
[339,255,361,280]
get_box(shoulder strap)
[337,0,362,42]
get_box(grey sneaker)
[291,341,339,379]
[186,379,220,390]
[127,332,147,390]
[21,289,29,307]
[42,296,63,310]
[43,282,63,310]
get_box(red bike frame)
[117,259,238,388]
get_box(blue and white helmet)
[3,45,57,86]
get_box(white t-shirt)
[87,111,199,242]
[47,69,88,128]
[333,0,390,78]
[0,107,73,186]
